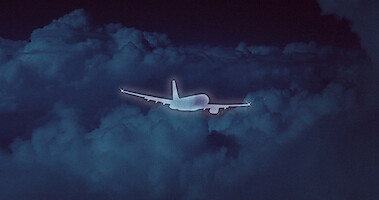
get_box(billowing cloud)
[317,0,379,113]
[0,8,377,200]
[318,0,379,64]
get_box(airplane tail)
[172,80,179,100]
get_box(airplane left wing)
[120,88,172,105]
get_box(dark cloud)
[206,131,241,158]
[0,8,377,200]
[318,0,379,64]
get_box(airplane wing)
[120,88,172,105]
[205,103,250,114]
[206,103,251,110]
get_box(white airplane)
[120,80,250,114]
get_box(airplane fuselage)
[169,94,209,111]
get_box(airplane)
[120,80,250,114]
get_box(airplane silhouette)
[120,80,250,114]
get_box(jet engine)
[209,107,219,114]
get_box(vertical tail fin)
[172,80,179,100]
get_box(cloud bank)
[0,8,377,200]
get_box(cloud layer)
[0,8,377,200]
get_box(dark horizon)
[0,0,360,49]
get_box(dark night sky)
[0,0,360,48]
[0,0,377,199]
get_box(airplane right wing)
[120,88,172,105]
[205,103,251,114]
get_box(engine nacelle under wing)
[209,107,219,114]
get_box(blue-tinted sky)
[0,0,377,199]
